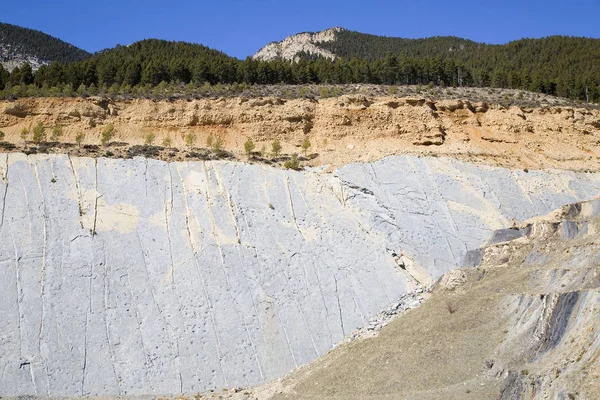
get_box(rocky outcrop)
[1,153,599,396]
[252,28,342,62]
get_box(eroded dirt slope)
[229,199,600,400]
[1,95,599,170]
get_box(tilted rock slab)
[0,153,599,396]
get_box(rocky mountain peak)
[252,27,345,61]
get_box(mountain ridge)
[0,21,90,71]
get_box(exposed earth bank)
[1,95,600,171]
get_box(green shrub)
[244,137,255,157]
[32,122,46,144]
[50,125,63,142]
[284,154,300,170]
[185,133,196,149]
[212,135,224,155]
[271,139,282,157]
[101,124,115,146]
[20,127,29,143]
[162,135,172,148]
[301,137,311,156]
[144,132,155,145]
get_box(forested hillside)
[0,22,89,66]
[0,26,598,103]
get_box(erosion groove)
[0,153,600,396]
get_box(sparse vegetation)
[4,103,28,118]
[50,125,63,142]
[144,132,155,146]
[284,153,301,170]
[211,135,224,155]
[20,127,29,143]
[162,135,172,148]
[75,132,85,148]
[0,130,4,142]
[301,137,311,156]
[185,133,196,149]
[100,124,115,146]
[271,139,282,157]
[244,137,255,157]
[32,122,46,144]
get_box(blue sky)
[3,0,600,58]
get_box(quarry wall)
[1,153,600,396]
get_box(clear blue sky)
[2,0,599,58]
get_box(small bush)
[32,122,46,145]
[144,132,155,146]
[101,124,115,146]
[212,135,224,155]
[162,135,172,148]
[50,125,63,142]
[301,137,311,156]
[244,137,255,157]
[75,132,85,148]
[284,153,301,170]
[0,130,5,142]
[185,133,196,149]
[271,139,282,157]
[20,127,29,143]
[4,103,28,118]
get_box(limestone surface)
[1,153,599,396]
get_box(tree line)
[0,37,598,102]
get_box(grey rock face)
[1,153,599,396]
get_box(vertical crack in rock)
[10,223,24,358]
[406,157,458,266]
[283,175,320,357]
[289,174,335,347]
[0,154,9,231]
[212,164,266,379]
[123,250,155,392]
[28,362,38,395]
[178,164,228,387]
[101,242,121,394]
[135,230,178,384]
[165,165,184,393]
[81,261,93,395]
[333,275,345,337]
[251,166,299,370]
[31,160,48,358]
[284,174,304,237]
[144,158,148,200]
[67,155,85,229]
[92,159,99,237]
